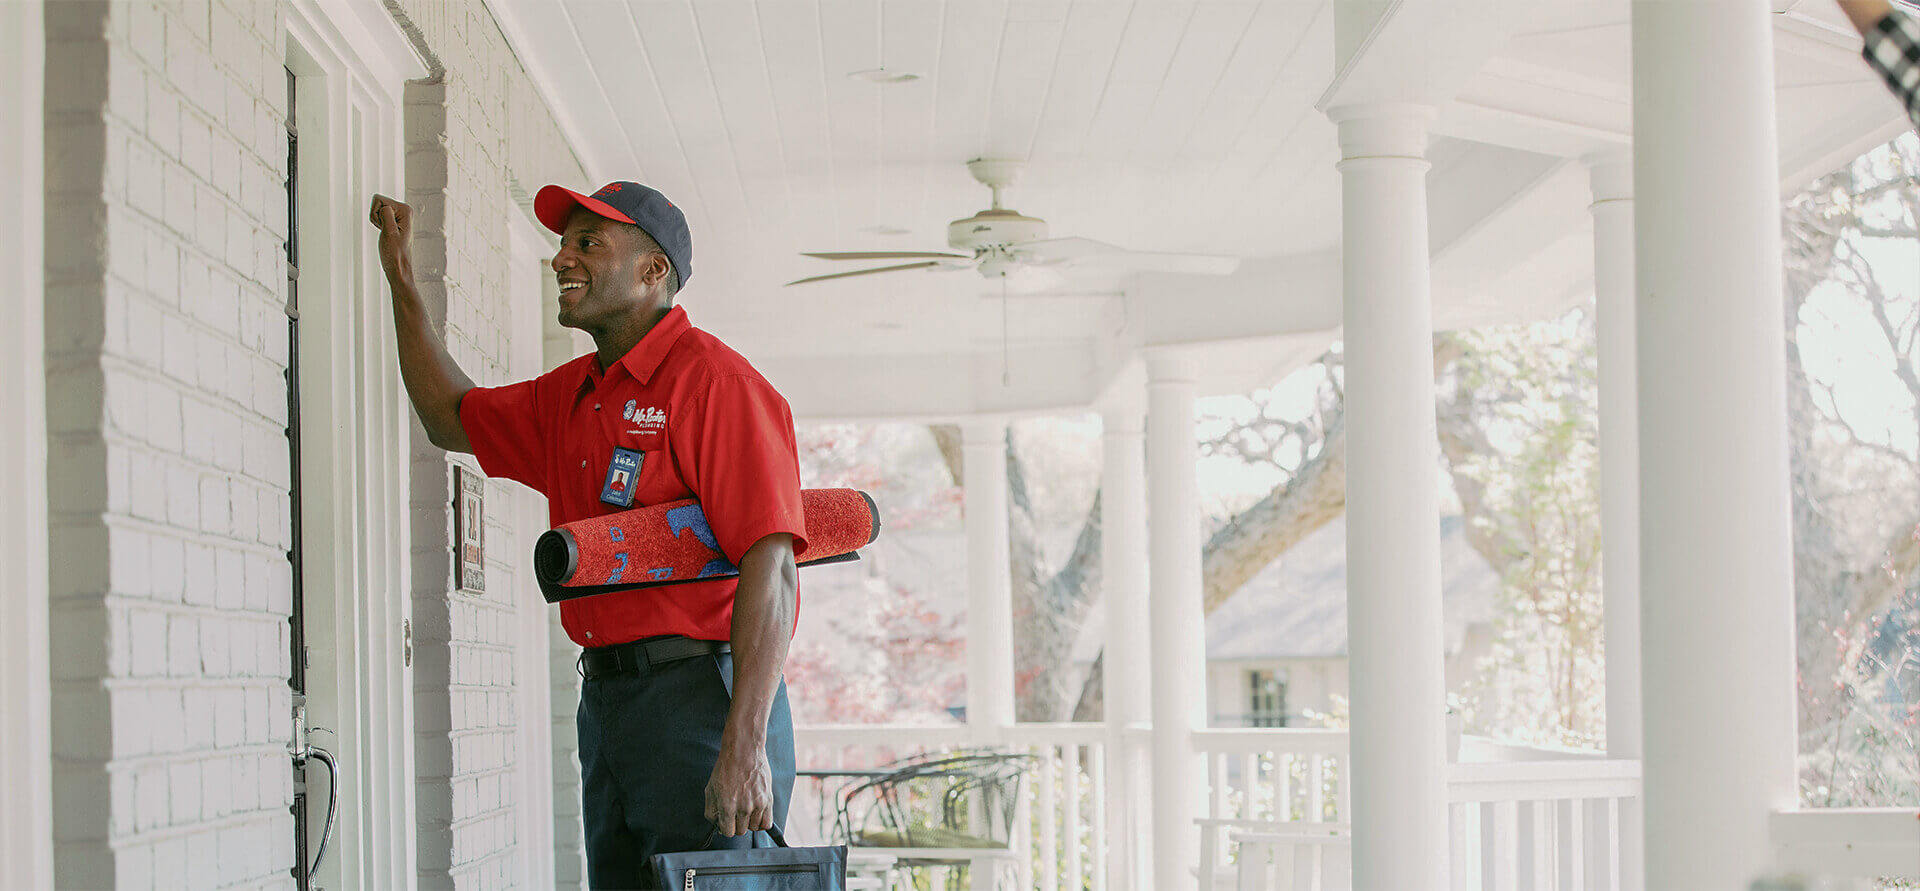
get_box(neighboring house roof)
[1205,515,1499,661]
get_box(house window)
[1247,669,1288,728]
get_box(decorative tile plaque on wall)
[454,465,486,594]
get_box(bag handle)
[699,823,790,850]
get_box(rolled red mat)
[533,488,880,604]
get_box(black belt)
[578,635,730,680]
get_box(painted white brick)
[230,481,259,547]
[111,524,153,599]
[240,685,265,743]
[214,547,245,610]
[133,764,168,832]
[198,753,230,818]
[168,760,202,824]
[147,235,179,303]
[193,327,226,393]
[116,840,154,890]
[210,407,243,473]
[128,140,165,220]
[226,619,255,676]
[151,837,188,887]
[213,687,244,749]
[129,451,166,521]
[163,162,195,238]
[180,111,211,181]
[146,75,180,159]
[167,614,197,676]
[162,315,199,384]
[147,378,184,453]
[166,461,201,529]
[184,831,218,885]
[199,475,231,537]
[150,533,186,603]
[183,540,217,607]
[199,616,230,677]
[150,688,187,754]
[128,606,167,677]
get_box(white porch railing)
[792,724,1114,891]
[794,725,1918,891]
[1190,730,1643,891]
[1446,760,1641,891]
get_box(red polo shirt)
[457,306,808,647]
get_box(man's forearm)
[721,535,797,756]
[385,272,477,452]
[1840,0,1894,35]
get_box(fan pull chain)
[1001,275,1011,387]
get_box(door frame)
[283,1,427,887]
[0,0,51,886]
[508,204,560,888]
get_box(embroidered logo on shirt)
[621,399,638,421]
[631,406,667,431]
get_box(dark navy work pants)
[577,650,796,890]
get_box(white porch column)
[1631,3,1797,888]
[1587,152,1646,890]
[0,1,51,887]
[963,417,1017,739]
[1100,400,1152,889]
[1144,351,1207,891]
[1328,103,1450,891]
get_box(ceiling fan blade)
[1015,237,1239,275]
[1095,252,1240,275]
[785,261,945,286]
[1013,237,1125,263]
[801,251,971,261]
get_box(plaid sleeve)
[1864,10,1920,133]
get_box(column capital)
[1584,149,1634,206]
[1327,103,1434,160]
[1142,349,1198,384]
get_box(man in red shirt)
[368,182,808,889]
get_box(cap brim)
[534,185,638,236]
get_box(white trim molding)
[284,1,426,887]
[0,1,53,887]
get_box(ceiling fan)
[786,159,1241,288]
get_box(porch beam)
[1328,102,1452,890]
[1587,150,1646,891]
[962,417,1016,739]
[1144,351,1207,891]
[1631,2,1799,887]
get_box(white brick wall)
[45,0,295,888]
[386,1,590,888]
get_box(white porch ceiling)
[485,0,1910,419]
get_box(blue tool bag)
[650,826,847,890]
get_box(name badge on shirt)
[600,448,644,508]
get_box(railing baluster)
[1568,798,1586,891]
[1533,799,1555,890]
[1040,745,1059,891]
[1066,743,1084,891]
[1240,752,1259,821]
[1089,742,1107,891]
[1309,755,1328,823]
[1606,797,1621,891]
[1449,802,1471,891]
[1282,752,1297,821]
[1492,800,1519,891]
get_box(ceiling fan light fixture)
[847,68,921,84]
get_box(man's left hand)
[705,741,774,838]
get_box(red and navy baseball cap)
[535,181,692,288]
